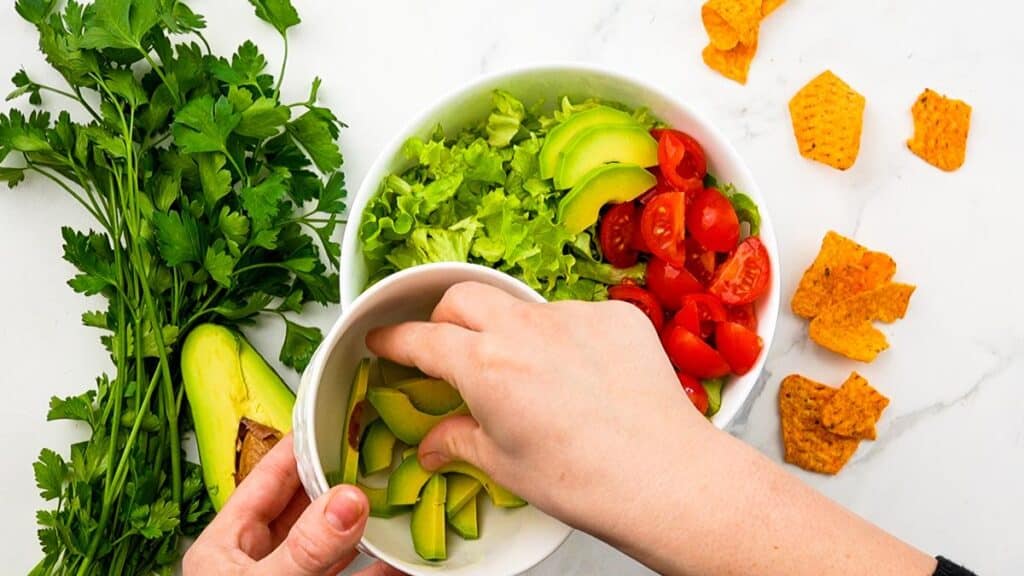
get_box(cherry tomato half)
[640,192,687,268]
[672,301,702,336]
[708,237,771,305]
[645,257,703,310]
[609,284,665,333]
[715,321,763,375]
[677,372,710,415]
[656,129,708,191]
[684,236,717,286]
[662,323,730,378]
[687,187,740,252]
[679,293,727,339]
[599,202,640,268]
[725,303,758,332]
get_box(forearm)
[581,426,937,576]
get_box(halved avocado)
[340,359,373,485]
[539,105,636,179]
[554,124,658,189]
[361,419,398,475]
[394,378,463,415]
[387,453,524,508]
[367,387,469,445]
[448,495,479,540]
[445,473,482,518]
[359,483,412,519]
[411,474,447,561]
[557,164,657,234]
[181,324,294,511]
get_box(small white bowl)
[339,63,781,430]
[294,263,573,576]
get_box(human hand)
[183,435,404,576]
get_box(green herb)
[2,1,346,573]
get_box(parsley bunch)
[1,1,347,573]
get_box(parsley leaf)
[279,317,320,370]
[171,95,241,155]
[34,449,67,501]
[79,0,163,51]
[287,110,343,173]
[247,0,300,35]
[151,210,203,265]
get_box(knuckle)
[285,522,330,573]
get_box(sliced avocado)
[402,447,418,460]
[360,420,398,475]
[181,324,294,511]
[367,387,469,445]
[539,106,636,180]
[557,164,657,234]
[340,359,372,485]
[554,124,658,189]
[394,378,463,415]
[387,453,525,508]
[702,378,725,417]
[445,473,483,518]
[411,474,447,561]
[448,495,479,540]
[359,483,412,519]
[379,358,424,386]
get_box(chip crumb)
[821,373,890,440]
[788,70,866,170]
[779,375,860,475]
[791,231,897,319]
[702,36,759,85]
[809,282,916,362]
[702,0,762,51]
[907,88,972,171]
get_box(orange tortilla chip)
[907,88,972,172]
[762,0,785,17]
[820,373,889,440]
[809,283,916,362]
[779,375,860,475]
[791,231,897,319]
[702,0,762,51]
[702,36,759,85]
[788,70,866,170]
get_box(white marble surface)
[2,1,1021,574]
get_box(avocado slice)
[702,377,725,417]
[448,495,479,540]
[360,419,398,475]
[181,324,294,510]
[557,164,657,234]
[387,453,525,508]
[411,474,447,561]
[445,473,483,518]
[359,483,412,519]
[539,105,636,180]
[367,387,469,445]
[378,358,424,386]
[394,378,463,415]
[554,124,658,190]
[340,359,372,485]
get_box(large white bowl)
[339,63,781,430]
[294,263,573,576]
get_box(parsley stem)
[26,162,111,233]
[274,34,289,98]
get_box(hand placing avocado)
[329,358,526,562]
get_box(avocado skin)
[410,474,447,561]
[181,324,294,511]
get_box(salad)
[360,91,770,417]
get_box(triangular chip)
[809,283,916,362]
[779,375,860,475]
[762,0,786,17]
[791,231,897,319]
[702,36,759,85]
[907,88,972,172]
[702,0,762,51]
[820,373,889,440]
[788,70,866,170]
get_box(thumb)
[418,415,489,471]
[254,484,368,576]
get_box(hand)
[184,435,403,576]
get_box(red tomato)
[640,192,687,268]
[645,257,703,309]
[656,129,708,190]
[708,237,771,305]
[609,284,665,333]
[725,303,758,332]
[677,372,709,415]
[687,188,740,252]
[673,301,702,335]
[661,323,730,378]
[679,293,727,339]
[715,321,764,375]
[599,202,640,268]
[684,236,717,286]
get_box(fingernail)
[419,451,449,471]
[325,486,365,532]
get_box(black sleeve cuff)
[934,556,977,576]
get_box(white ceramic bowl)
[294,263,573,576]
[339,63,781,429]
